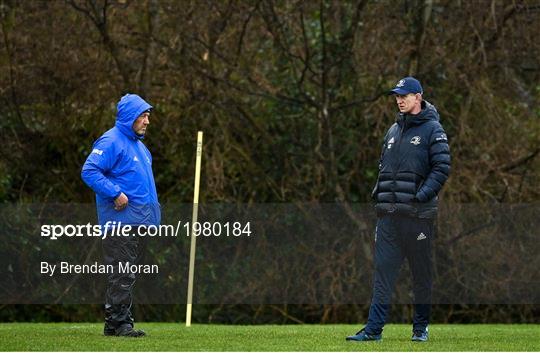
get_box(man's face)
[395,93,421,114]
[133,112,150,135]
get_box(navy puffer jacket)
[373,100,451,218]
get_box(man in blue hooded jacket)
[346,77,451,342]
[82,93,160,337]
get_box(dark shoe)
[116,325,146,337]
[104,325,116,336]
[412,327,428,342]
[346,328,382,342]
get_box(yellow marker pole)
[186,131,203,327]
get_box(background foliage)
[0,0,539,323]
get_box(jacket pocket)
[414,178,425,202]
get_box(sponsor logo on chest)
[387,137,395,149]
[133,155,151,164]
[435,133,447,142]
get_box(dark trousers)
[102,229,145,331]
[365,215,434,335]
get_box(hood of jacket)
[115,94,153,140]
[398,100,439,126]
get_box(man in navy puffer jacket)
[347,77,450,342]
[82,93,160,337]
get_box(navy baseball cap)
[389,77,423,95]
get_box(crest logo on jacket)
[133,156,139,162]
[410,136,421,145]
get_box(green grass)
[0,323,539,351]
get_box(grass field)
[0,323,539,351]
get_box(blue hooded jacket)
[81,94,161,226]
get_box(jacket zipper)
[391,116,406,206]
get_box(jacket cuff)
[415,190,428,202]
[112,186,122,200]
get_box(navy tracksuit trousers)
[365,215,434,335]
